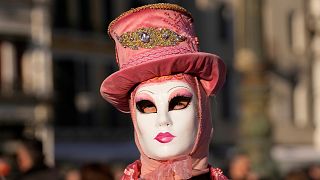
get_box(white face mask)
[134,80,198,160]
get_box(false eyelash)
[168,93,193,102]
[135,98,155,104]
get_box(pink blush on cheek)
[135,93,154,103]
[169,88,193,100]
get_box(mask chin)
[144,141,194,161]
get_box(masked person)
[100,3,227,180]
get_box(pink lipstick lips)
[154,132,176,143]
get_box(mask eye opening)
[168,96,192,111]
[136,100,157,113]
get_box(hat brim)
[100,52,226,113]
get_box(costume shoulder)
[121,160,141,180]
[210,167,228,180]
[121,161,229,180]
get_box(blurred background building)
[0,0,319,179]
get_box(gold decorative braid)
[108,3,192,36]
[117,27,186,50]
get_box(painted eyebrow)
[134,92,154,103]
[168,86,190,93]
[137,89,154,94]
[168,88,193,103]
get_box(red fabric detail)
[121,161,229,180]
[121,160,141,180]
[121,46,194,69]
[142,156,192,179]
[210,167,228,180]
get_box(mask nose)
[156,106,172,127]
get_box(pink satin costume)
[99,3,228,180]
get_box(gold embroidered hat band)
[117,27,186,50]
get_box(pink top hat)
[100,3,226,112]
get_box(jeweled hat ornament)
[100,3,226,113]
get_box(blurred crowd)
[226,153,320,180]
[0,138,320,180]
[0,138,118,180]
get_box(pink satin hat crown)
[100,3,226,113]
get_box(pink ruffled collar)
[121,160,228,180]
